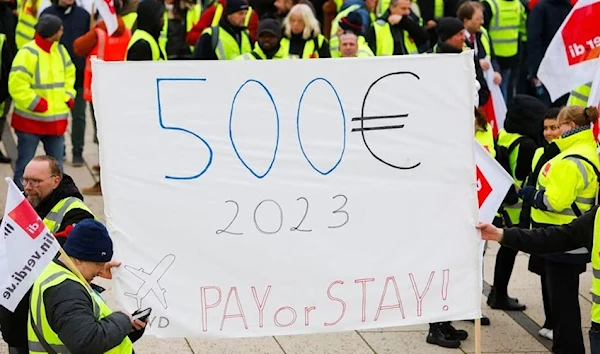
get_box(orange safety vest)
[83,27,131,102]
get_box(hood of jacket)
[504,94,547,145]
[35,174,84,219]
[136,0,165,39]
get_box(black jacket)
[41,4,90,88]
[284,32,330,58]
[434,41,490,107]
[365,12,429,55]
[41,260,144,354]
[0,174,94,348]
[527,0,572,78]
[193,18,252,60]
[502,205,597,262]
[127,0,166,61]
[0,2,16,103]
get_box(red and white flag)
[481,66,507,137]
[0,178,59,311]
[475,140,513,223]
[537,0,600,101]
[78,0,118,35]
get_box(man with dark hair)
[0,155,97,354]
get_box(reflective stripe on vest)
[28,262,133,354]
[568,83,592,107]
[42,197,96,233]
[590,209,600,322]
[482,0,522,57]
[373,20,418,56]
[212,3,253,28]
[16,0,37,49]
[126,29,166,60]
[204,25,252,60]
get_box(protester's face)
[543,118,560,142]
[228,9,248,27]
[464,9,483,33]
[76,260,106,283]
[340,34,358,57]
[258,32,279,51]
[58,0,74,7]
[390,0,410,16]
[446,30,465,50]
[364,0,376,12]
[22,161,60,208]
[290,13,305,34]
[274,0,292,15]
[559,119,576,135]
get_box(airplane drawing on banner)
[124,254,176,309]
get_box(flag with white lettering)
[537,0,600,101]
[0,178,59,311]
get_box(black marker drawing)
[124,254,176,310]
[352,72,421,170]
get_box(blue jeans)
[13,130,64,189]
[500,68,512,102]
[71,87,86,154]
[591,325,600,354]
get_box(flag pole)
[475,318,482,354]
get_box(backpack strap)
[251,51,261,59]
[562,154,600,217]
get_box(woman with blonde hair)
[281,3,330,58]
[518,105,600,354]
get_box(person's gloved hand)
[33,98,48,113]
[67,98,74,109]
[518,186,536,204]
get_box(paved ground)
[0,108,592,353]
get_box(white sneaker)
[538,328,553,340]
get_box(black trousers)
[541,268,553,329]
[492,245,518,296]
[546,259,585,354]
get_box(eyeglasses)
[20,175,56,188]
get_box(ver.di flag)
[537,0,600,101]
[475,140,513,224]
[481,66,507,137]
[0,178,59,311]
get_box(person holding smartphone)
[27,220,148,353]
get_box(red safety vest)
[83,27,131,102]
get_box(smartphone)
[132,307,152,321]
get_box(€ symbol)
[351,71,421,170]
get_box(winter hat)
[504,94,547,145]
[258,18,281,37]
[35,14,63,39]
[225,0,249,15]
[436,17,464,42]
[64,219,114,263]
[339,11,363,36]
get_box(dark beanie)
[436,17,464,42]
[35,14,63,39]
[258,18,281,37]
[225,0,249,15]
[64,219,114,263]
[339,11,363,36]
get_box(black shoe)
[426,323,461,348]
[467,315,490,326]
[443,321,468,340]
[0,149,11,163]
[487,287,520,305]
[488,294,526,311]
[72,152,84,167]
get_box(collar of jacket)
[555,126,594,151]
[35,33,54,53]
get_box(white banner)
[537,0,600,101]
[92,53,481,338]
[474,141,513,223]
[0,178,59,312]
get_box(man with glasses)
[0,155,96,354]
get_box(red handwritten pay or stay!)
[199,270,451,332]
[8,200,44,239]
